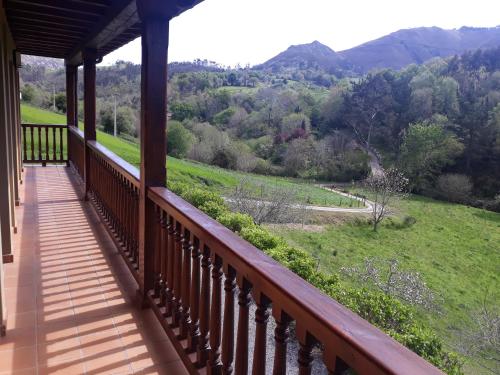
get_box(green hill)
[20,104,354,207]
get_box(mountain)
[21,55,63,70]
[255,40,350,74]
[259,26,500,74]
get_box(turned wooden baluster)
[180,228,193,340]
[165,215,175,317]
[323,348,350,375]
[37,126,42,163]
[159,211,169,310]
[188,237,201,352]
[44,126,49,162]
[235,279,252,375]
[222,266,236,375]
[172,221,184,328]
[197,245,211,367]
[30,126,34,161]
[252,291,271,375]
[272,308,291,375]
[59,126,63,161]
[52,126,56,161]
[22,126,27,162]
[153,205,163,299]
[208,253,223,375]
[297,326,315,375]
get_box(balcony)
[0,1,443,374]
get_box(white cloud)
[101,0,500,67]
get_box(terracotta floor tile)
[0,346,37,373]
[3,167,184,374]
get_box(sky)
[101,0,500,67]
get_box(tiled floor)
[1,166,187,375]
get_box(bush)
[217,212,255,232]
[436,174,472,203]
[199,200,229,219]
[240,225,284,250]
[167,121,194,158]
[181,188,224,208]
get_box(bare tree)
[365,168,409,231]
[341,257,438,310]
[458,290,500,374]
[228,179,299,224]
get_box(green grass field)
[272,194,500,373]
[20,104,356,207]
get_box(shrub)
[266,245,316,280]
[199,201,229,219]
[240,225,284,250]
[217,212,255,233]
[182,188,224,208]
[167,121,194,158]
[436,174,472,203]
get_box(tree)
[365,168,409,231]
[54,93,66,113]
[436,174,472,203]
[100,106,135,136]
[342,257,437,310]
[399,122,464,191]
[166,121,193,158]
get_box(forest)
[19,47,500,212]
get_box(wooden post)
[136,0,170,300]
[66,63,78,165]
[83,49,97,199]
[0,40,13,263]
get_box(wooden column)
[0,40,13,263]
[136,0,170,298]
[66,63,78,165]
[83,49,97,199]
[14,53,23,184]
[8,58,20,207]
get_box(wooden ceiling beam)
[5,3,101,23]
[7,0,107,16]
[11,25,84,38]
[7,10,96,26]
[7,15,90,31]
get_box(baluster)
[181,229,193,340]
[153,205,163,299]
[297,328,315,375]
[52,126,56,161]
[272,309,291,375]
[59,126,63,161]
[252,291,271,375]
[37,126,42,163]
[222,266,236,375]
[235,279,252,375]
[44,126,49,162]
[165,215,175,316]
[197,244,211,367]
[172,221,183,328]
[208,253,223,375]
[30,125,34,161]
[22,125,27,162]
[323,349,349,375]
[159,211,169,309]
[188,236,201,352]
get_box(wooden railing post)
[83,49,97,200]
[136,0,169,302]
[66,63,78,165]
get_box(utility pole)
[113,95,117,137]
[53,85,56,111]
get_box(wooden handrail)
[147,186,442,375]
[21,123,67,127]
[68,125,84,140]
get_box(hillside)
[259,26,500,74]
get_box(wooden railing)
[21,123,68,165]
[66,136,442,375]
[87,141,140,279]
[68,126,84,177]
